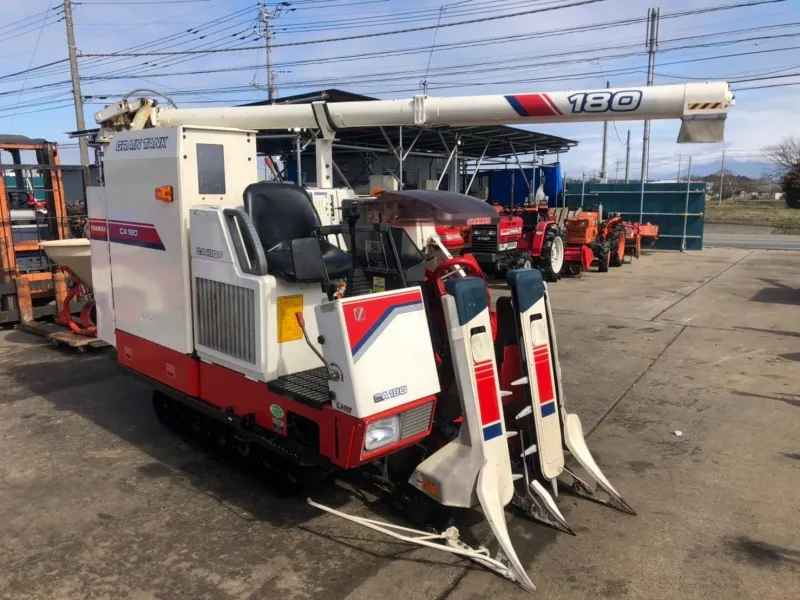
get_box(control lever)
[295,312,340,381]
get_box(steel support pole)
[580,172,586,207]
[625,130,631,183]
[295,135,302,186]
[452,135,460,193]
[379,127,403,188]
[399,126,403,189]
[370,152,401,185]
[466,139,491,195]
[682,156,693,252]
[403,129,423,160]
[510,142,532,197]
[436,143,459,190]
[332,160,351,190]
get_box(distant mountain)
[651,159,771,180]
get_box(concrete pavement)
[704,233,800,251]
[1,248,798,600]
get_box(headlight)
[365,416,400,451]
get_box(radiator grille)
[400,402,434,440]
[470,225,498,253]
[195,278,256,364]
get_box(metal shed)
[246,89,577,196]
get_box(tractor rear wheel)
[538,227,565,282]
[598,242,611,273]
[609,225,625,267]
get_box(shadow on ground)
[750,278,800,306]
[0,346,354,531]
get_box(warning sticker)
[277,294,303,343]
[372,276,386,293]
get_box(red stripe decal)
[343,290,422,353]
[533,345,555,405]
[542,93,563,115]
[474,360,501,426]
[88,219,108,241]
[513,93,558,117]
[106,220,165,251]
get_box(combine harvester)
[41,82,732,590]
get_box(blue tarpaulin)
[478,164,564,207]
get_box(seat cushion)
[266,239,351,282]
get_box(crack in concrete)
[650,250,754,322]
[586,325,687,438]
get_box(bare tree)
[763,135,800,175]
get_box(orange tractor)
[563,206,626,276]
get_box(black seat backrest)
[243,182,321,252]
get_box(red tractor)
[467,203,564,282]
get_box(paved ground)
[704,233,800,250]
[705,223,775,235]
[1,248,799,600]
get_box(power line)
[0,5,61,35]
[82,39,800,91]
[4,0,56,126]
[733,81,800,90]
[80,0,615,55]
[77,0,790,58]
[74,1,214,4]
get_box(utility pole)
[640,7,660,184]
[718,148,726,205]
[615,160,621,182]
[624,130,631,182]
[259,3,288,101]
[63,0,90,178]
[677,153,682,183]
[599,81,610,183]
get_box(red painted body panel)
[116,330,200,396]
[117,332,436,469]
[531,221,551,257]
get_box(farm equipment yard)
[1,246,797,600]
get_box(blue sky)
[1,0,799,178]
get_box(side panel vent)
[195,278,256,364]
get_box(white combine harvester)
[42,82,732,590]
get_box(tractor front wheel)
[538,228,565,282]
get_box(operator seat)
[243,182,351,281]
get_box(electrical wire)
[3,0,57,125]
[79,0,615,55]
